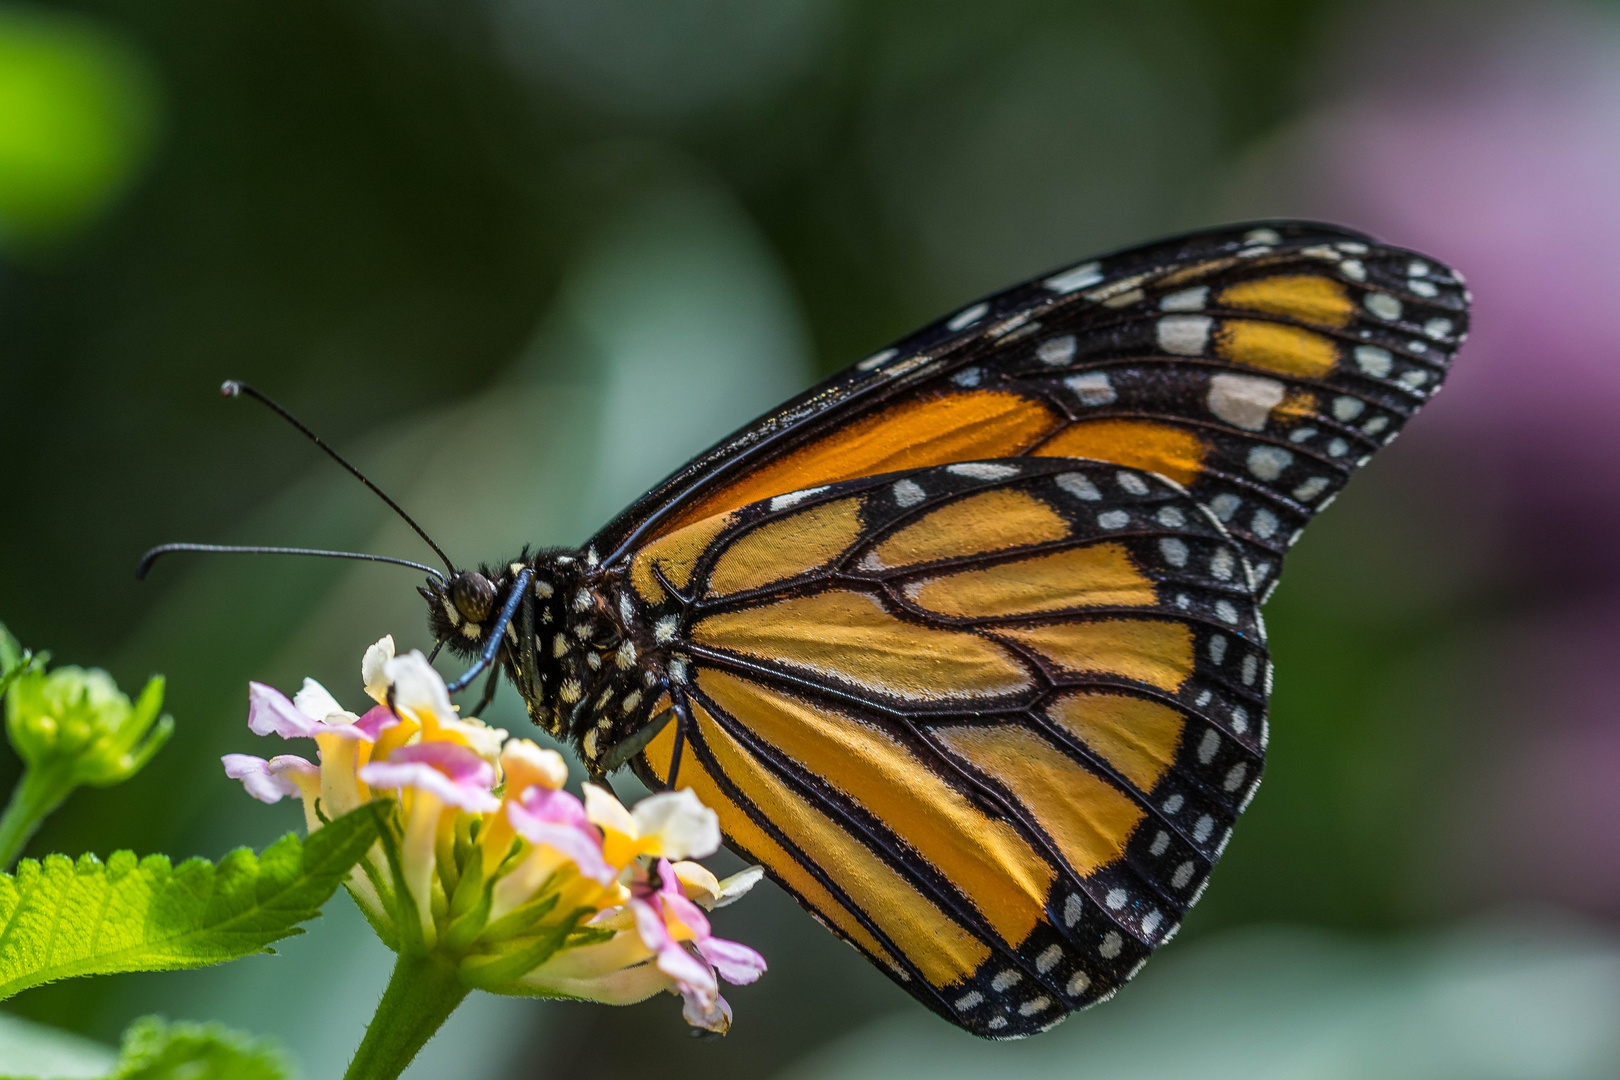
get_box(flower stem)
[344,952,470,1080]
[0,763,76,870]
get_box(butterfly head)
[420,559,526,661]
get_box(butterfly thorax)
[420,548,671,772]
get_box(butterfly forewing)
[623,458,1265,1037]
[594,221,1468,598]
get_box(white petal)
[362,635,396,700]
[500,739,569,791]
[583,782,638,837]
[292,678,345,724]
[384,651,456,726]
[710,865,766,909]
[632,788,721,861]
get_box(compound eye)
[451,572,496,622]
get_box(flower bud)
[3,630,172,788]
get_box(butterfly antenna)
[221,380,456,576]
[137,543,446,583]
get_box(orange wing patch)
[707,497,865,596]
[1043,691,1185,791]
[688,698,992,987]
[1215,320,1339,378]
[699,669,1052,948]
[1218,274,1354,328]
[641,720,905,975]
[631,511,736,603]
[933,723,1144,878]
[996,618,1195,693]
[692,589,1033,700]
[903,543,1156,619]
[663,390,1060,536]
[1033,420,1205,487]
[867,489,1068,570]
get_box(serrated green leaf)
[104,1016,295,1080]
[0,803,382,1000]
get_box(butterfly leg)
[446,567,532,693]
[470,664,500,717]
[664,688,691,791]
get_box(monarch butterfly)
[143,220,1468,1038]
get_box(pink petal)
[513,785,592,830]
[359,742,499,813]
[224,753,304,803]
[247,683,319,738]
[630,896,675,954]
[393,740,494,781]
[659,885,714,941]
[507,803,615,885]
[353,703,399,741]
[697,937,767,985]
[682,988,733,1033]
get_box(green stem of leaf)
[0,762,75,870]
[343,951,469,1080]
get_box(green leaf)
[0,803,382,1001]
[103,1016,295,1080]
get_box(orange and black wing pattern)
[623,458,1266,1037]
[585,220,1468,1038]
[593,221,1469,598]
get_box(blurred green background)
[4,0,1620,1076]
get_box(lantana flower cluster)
[223,636,765,1031]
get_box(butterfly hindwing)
[593,221,1468,599]
[624,457,1266,1037]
